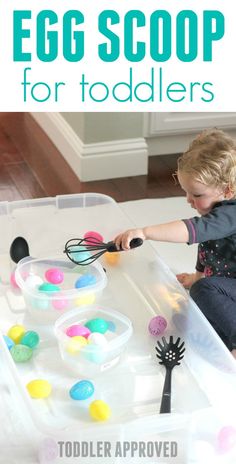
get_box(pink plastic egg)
[217,425,236,453]
[45,268,64,285]
[66,324,91,338]
[148,315,167,336]
[10,271,19,289]
[52,298,68,311]
[84,231,104,245]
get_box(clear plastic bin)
[0,193,236,464]
[54,305,133,377]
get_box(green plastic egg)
[39,283,60,293]
[10,344,33,363]
[85,318,108,334]
[21,330,40,349]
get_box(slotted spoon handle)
[160,367,172,414]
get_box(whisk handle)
[130,238,143,249]
[106,238,143,253]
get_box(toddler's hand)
[176,273,197,289]
[114,228,146,251]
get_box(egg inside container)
[54,305,133,377]
[14,257,107,323]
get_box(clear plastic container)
[15,257,107,322]
[54,305,133,377]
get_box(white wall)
[60,112,144,143]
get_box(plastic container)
[54,305,133,377]
[1,193,236,464]
[15,257,107,321]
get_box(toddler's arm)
[114,220,189,250]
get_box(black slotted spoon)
[155,336,185,414]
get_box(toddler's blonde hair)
[177,129,236,198]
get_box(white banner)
[0,0,235,111]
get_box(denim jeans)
[190,276,236,350]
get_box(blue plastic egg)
[69,380,94,400]
[68,246,91,264]
[75,274,96,289]
[3,335,15,350]
[107,320,116,332]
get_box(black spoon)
[155,336,185,414]
[10,236,30,263]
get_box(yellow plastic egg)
[74,293,95,306]
[66,335,88,355]
[7,324,25,344]
[26,379,52,399]
[89,400,111,421]
[103,252,120,265]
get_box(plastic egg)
[25,275,43,289]
[85,344,106,363]
[69,380,94,400]
[84,231,104,245]
[45,268,64,285]
[66,324,91,338]
[38,438,59,462]
[89,400,111,421]
[66,335,88,355]
[27,379,52,399]
[52,298,69,311]
[148,315,167,336]
[3,335,15,350]
[32,297,50,311]
[10,271,20,289]
[85,318,108,334]
[75,294,95,306]
[10,344,33,362]
[103,252,120,266]
[107,320,116,332]
[21,330,40,349]
[68,246,91,264]
[7,324,25,344]
[217,425,236,453]
[39,283,60,293]
[88,332,108,347]
[75,274,96,289]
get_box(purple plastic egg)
[148,315,167,336]
[66,324,91,339]
[45,268,64,285]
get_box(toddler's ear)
[224,184,234,199]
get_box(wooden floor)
[0,115,184,202]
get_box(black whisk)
[64,236,143,266]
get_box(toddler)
[114,129,236,357]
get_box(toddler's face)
[177,171,226,215]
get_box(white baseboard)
[30,113,148,181]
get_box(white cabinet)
[146,113,236,136]
[145,113,236,155]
